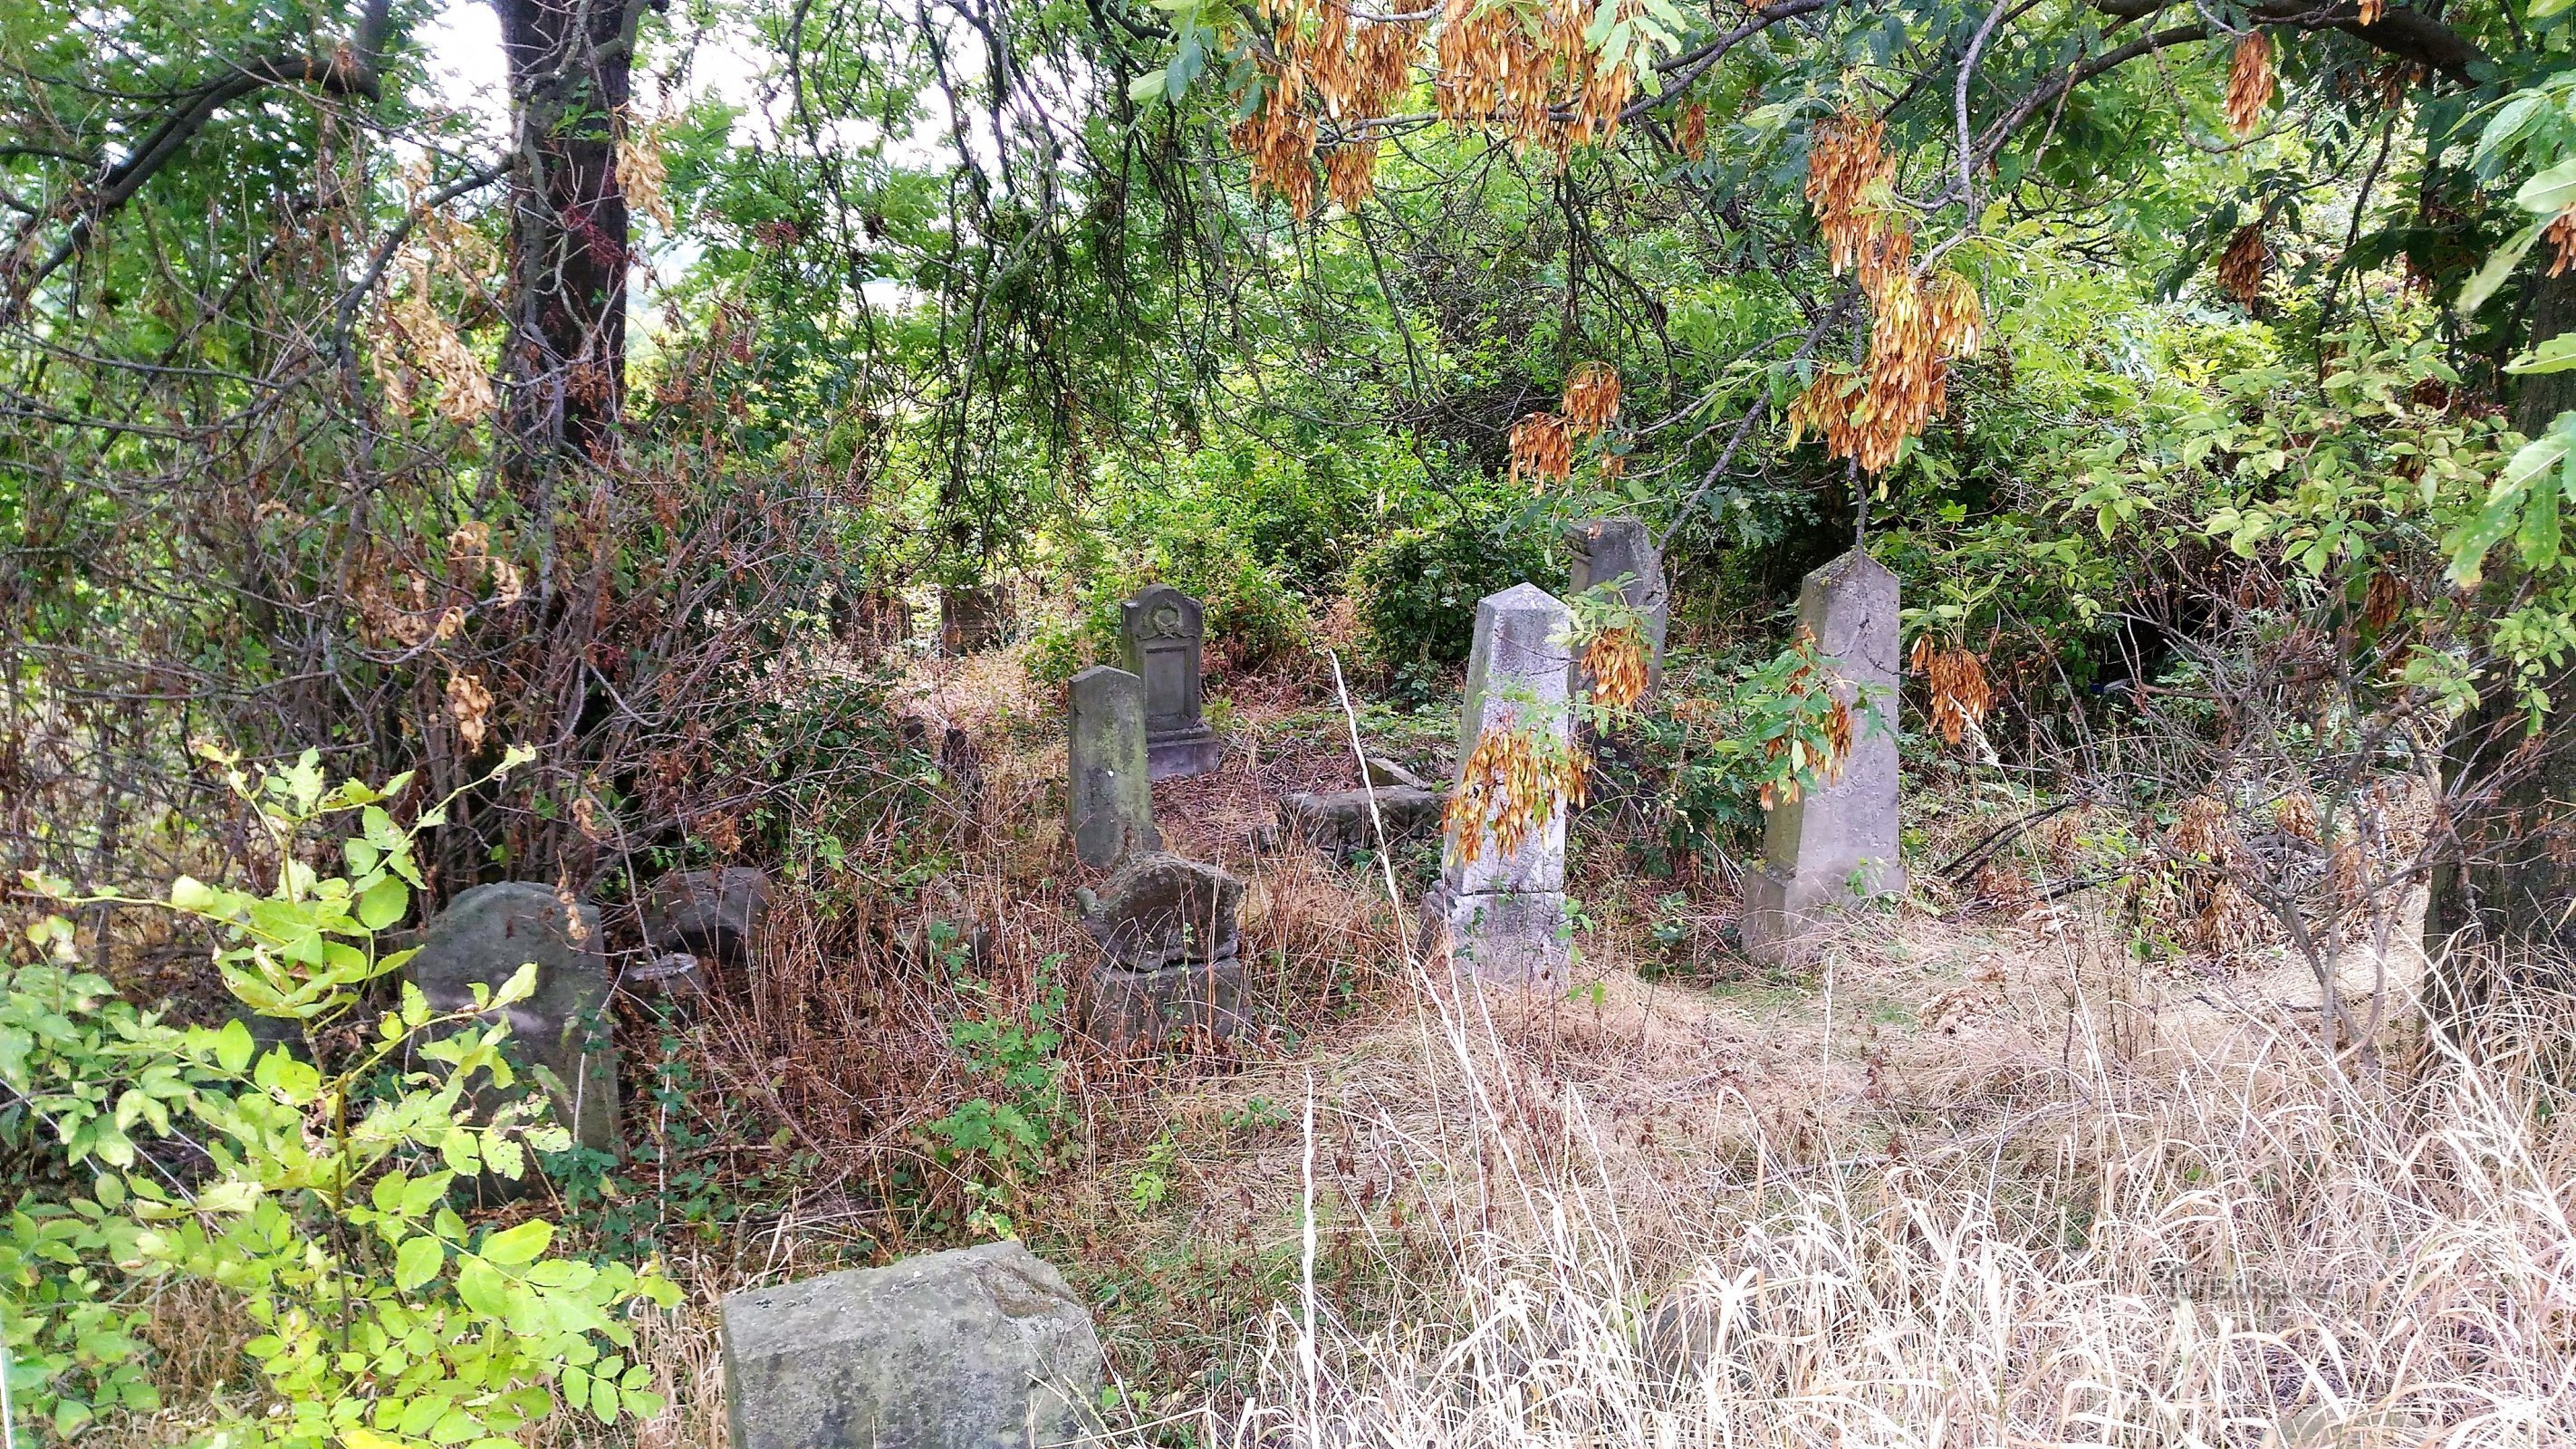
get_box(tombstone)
[721,1240,1103,1449]
[1073,852,1247,1051]
[1565,516,1670,697]
[1066,665,1161,868]
[1421,583,1576,987]
[1118,583,1222,780]
[404,881,619,1156]
[643,866,772,969]
[940,583,1006,655]
[1740,548,1904,965]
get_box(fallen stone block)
[720,1241,1103,1449]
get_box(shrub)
[4,746,678,1445]
[1351,497,1554,692]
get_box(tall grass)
[1209,979,2576,1448]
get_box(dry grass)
[1160,936,2576,1449]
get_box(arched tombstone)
[1119,583,1223,780]
[403,881,620,1160]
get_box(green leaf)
[214,1018,255,1074]
[1128,70,1166,102]
[480,1218,553,1266]
[2460,218,2548,315]
[169,876,217,913]
[2508,331,2576,375]
[2516,158,2576,214]
[395,1233,447,1291]
[358,875,410,932]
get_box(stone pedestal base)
[1145,724,1221,781]
[1421,882,1569,989]
[1078,954,1247,1052]
[1739,860,1903,968]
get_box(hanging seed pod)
[1324,138,1380,210]
[1806,107,1891,277]
[1581,625,1649,713]
[2216,223,2270,306]
[2550,208,2576,278]
[1562,362,1621,437]
[2358,0,2384,25]
[1913,637,1993,746]
[1677,102,1709,160]
[2362,569,2408,631]
[1927,272,1985,359]
[2225,32,2274,138]
[1510,412,1573,485]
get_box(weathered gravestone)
[1279,758,1447,858]
[1074,852,1247,1051]
[1422,583,1575,987]
[634,866,774,999]
[644,866,772,965]
[941,584,1007,656]
[1118,583,1222,780]
[404,881,619,1155]
[1565,515,1670,697]
[1066,665,1161,868]
[720,1240,1103,1449]
[1740,548,1904,966]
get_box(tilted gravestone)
[404,881,619,1156]
[720,1241,1103,1449]
[1118,583,1222,780]
[1564,515,1670,698]
[1066,665,1161,868]
[1422,583,1575,987]
[1741,547,1904,965]
[1074,852,1247,1051]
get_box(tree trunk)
[2424,668,2576,1032]
[495,0,643,469]
[2516,268,2576,441]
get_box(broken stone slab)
[404,881,619,1156]
[1564,515,1670,697]
[1066,665,1161,868]
[720,1240,1103,1449]
[1118,583,1221,781]
[1362,755,1432,791]
[643,866,772,969]
[1073,852,1248,1050]
[1741,547,1905,967]
[1279,784,1446,858]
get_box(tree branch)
[1,0,397,312]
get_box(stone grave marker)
[1118,583,1222,780]
[1565,515,1669,697]
[940,583,1006,655]
[721,1240,1103,1449]
[1421,582,1575,987]
[1741,547,1904,965]
[1067,665,1160,868]
[404,881,619,1156]
[636,866,774,998]
[1073,851,1247,1051]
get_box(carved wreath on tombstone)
[1141,600,1188,639]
